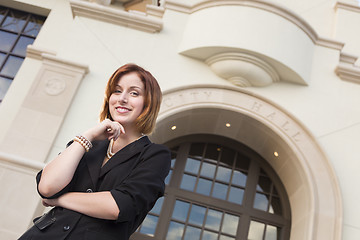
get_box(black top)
[19,136,171,240]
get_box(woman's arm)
[38,119,124,198]
[42,192,119,220]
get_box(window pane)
[216,166,231,183]
[165,169,172,185]
[12,36,34,56]
[221,213,239,235]
[220,236,235,240]
[196,178,212,196]
[185,158,200,174]
[212,182,228,200]
[184,226,201,240]
[23,16,44,36]
[139,215,158,236]
[0,76,12,102]
[0,53,6,67]
[254,193,269,212]
[172,200,189,221]
[220,147,235,167]
[1,55,23,78]
[180,174,196,191]
[188,204,206,226]
[203,230,218,240]
[228,187,244,204]
[0,31,17,52]
[205,209,222,231]
[205,143,220,160]
[256,175,272,193]
[200,162,216,178]
[167,221,185,240]
[269,196,282,215]
[189,143,204,157]
[150,196,163,215]
[2,11,27,32]
[248,221,265,240]
[232,170,247,187]
[265,225,278,240]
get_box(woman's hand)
[83,119,125,142]
[42,198,58,208]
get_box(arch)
[150,85,342,240]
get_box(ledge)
[0,151,44,172]
[70,0,163,33]
[335,52,360,84]
[335,1,360,13]
[165,0,345,50]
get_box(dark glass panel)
[228,187,244,204]
[270,196,282,215]
[232,170,247,187]
[256,175,272,193]
[166,221,184,240]
[200,162,216,178]
[188,204,206,226]
[236,154,250,170]
[220,147,235,167]
[216,166,232,183]
[0,76,12,102]
[172,200,190,222]
[1,55,23,78]
[205,143,220,160]
[139,214,158,236]
[196,178,212,196]
[189,143,204,158]
[180,174,196,191]
[0,31,17,52]
[2,10,27,32]
[12,35,34,56]
[254,193,269,212]
[212,182,228,200]
[184,158,200,174]
[205,209,222,231]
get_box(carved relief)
[44,77,66,96]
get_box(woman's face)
[109,72,145,130]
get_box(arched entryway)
[147,85,342,240]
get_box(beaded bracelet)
[73,135,92,152]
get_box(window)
[132,134,291,240]
[0,6,46,103]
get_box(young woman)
[19,64,171,240]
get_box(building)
[0,0,360,239]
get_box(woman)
[19,63,171,240]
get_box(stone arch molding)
[151,85,342,240]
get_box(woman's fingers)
[103,120,125,140]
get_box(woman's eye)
[130,92,139,96]
[114,90,122,93]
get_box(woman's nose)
[118,92,128,103]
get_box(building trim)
[70,0,163,33]
[335,1,360,13]
[335,52,360,84]
[165,0,345,50]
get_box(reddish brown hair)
[100,64,162,135]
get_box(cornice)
[335,52,360,84]
[335,1,360,13]
[0,151,44,172]
[165,0,345,50]
[70,0,163,33]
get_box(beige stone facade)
[0,0,360,239]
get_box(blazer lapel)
[85,140,108,188]
[99,136,150,178]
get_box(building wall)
[0,0,359,239]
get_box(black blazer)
[19,136,171,240]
